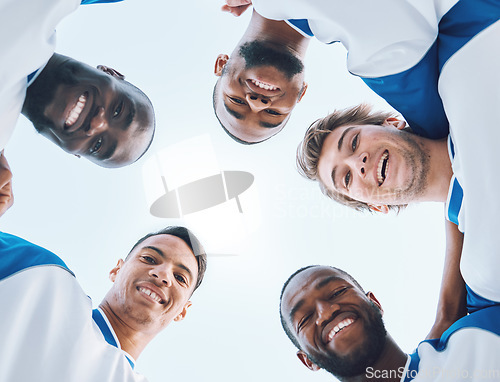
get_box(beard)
[238,40,304,79]
[306,301,387,379]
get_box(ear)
[368,204,389,214]
[109,259,124,282]
[366,291,384,314]
[383,117,406,130]
[297,351,320,371]
[174,301,192,322]
[297,82,308,103]
[97,65,125,80]
[214,54,229,76]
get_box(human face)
[108,235,199,333]
[281,267,387,378]
[25,55,154,168]
[316,121,429,207]
[214,41,307,143]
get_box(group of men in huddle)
[0,0,499,380]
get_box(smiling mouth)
[250,79,279,91]
[65,93,87,129]
[326,317,356,342]
[137,286,165,304]
[377,150,389,186]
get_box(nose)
[347,153,368,177]
[150,267,173,287]
[86,107,108,136]
[315,300,340,327]
[246,93,271,112]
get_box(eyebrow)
[224,102,244,120]
[143,245,194,280]
[289,299,305,327]
[122,102,136,131]
[337,126,355,151]
[101,141,117,161]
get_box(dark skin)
[214,11,309,143]
[0,151,13,217]
[282,267,407,381]
[22,53,154,168]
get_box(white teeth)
[377,151,389,185]
[327,318,355,341]
[251,79,278,91]
[65,94,87,127]
[139,287,162,303]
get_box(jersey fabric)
[0,231,147,382]
[0,0,122,150]
[251,0,500,140]
[401,304,500,382]
[440,18,500,303]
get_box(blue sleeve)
[0,232,72,281]
[80,0,123,4]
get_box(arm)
[221,0,252,16]
[0,151,14,218]
[426,219,467,339]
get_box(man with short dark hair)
[0,226,207,381]
[217,0,500,143]
[280,265,500,381]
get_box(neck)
[235,10,309,57]
[419,138,453,203]
[99,299,153,360]
[343,335,408,382]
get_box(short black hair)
[279,265,365,350]
[127,226,207,292]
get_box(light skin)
[214,11,309,143]
[315,119,466,338]
[22,53,154,168]
[282,266,407,381]
[316,118,453,211]
[99,234,198,360]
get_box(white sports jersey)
[251,0,500,140]
[0,231,147,382]
[440,19,500,303]
[401,305,500,382]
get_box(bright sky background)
[2,1,448,381]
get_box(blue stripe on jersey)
[92,309,135,369]
[447,177,463,226]
[362,43,448,139]
[81,0,123,4]
[0,231,72,281]
[438,0,500,72]
[27,69,39,85]
[467,285,500,314]
[406,305,500,380]
[402,352,421,382]
[287,19,314,37]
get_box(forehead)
[132,235,197,269]
[282,267,353,316]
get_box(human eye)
[89,137,103,155]
[175,273,188,286]
[229,97,246,105]
[297,314,312,332]
[344,171,351,189]
[113,101,124,118]
[352,134,359,151]
[330,287,347,299]
[265,109,281,116]
[141,255,156,264]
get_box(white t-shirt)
[0,0,81,150]
[440,19,500,303]
[0,231,147,382]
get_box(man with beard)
[297,16,500,339]
[218,0,500,143]
[280,265,500,381]
[0,226,207,382]
[213,10,309,144]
